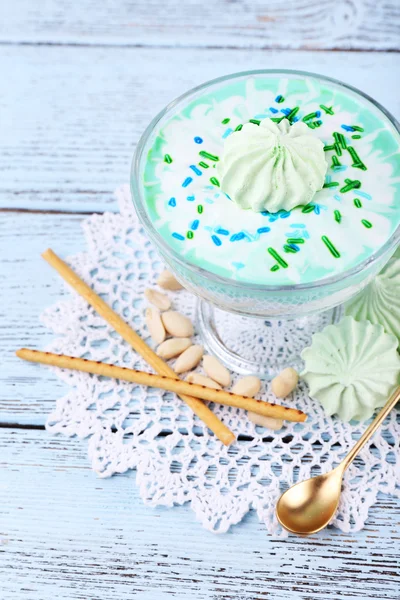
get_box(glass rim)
[131,68,400,293]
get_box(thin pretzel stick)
[42,249,235,445]
[17,349,307,422]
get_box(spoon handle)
[342,386,400,471]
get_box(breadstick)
[16,349,307,422]
[41,249,235,445]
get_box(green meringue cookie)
[218,118,327,213]
[345,257,400,346]
[301,316,400,422]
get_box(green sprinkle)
[302,112,318,122]
[286,238,305,244]
[352,134,362,139]
[271,116,283,123]
[334,132,347,150]
[164,154,173,164]
[210,176,220,187]
[271,264,280,272]
[306,121,316,129]
[187,231,194,239]
[197,205,203,214]
[324,181,340,188]
[322,235,341,258]
[362,219,373,229]
[268,248,288,269]
[331,155,341,168]
[351,125,364,132]
[320,105,334,115]
[235,124,243,131]
[334,210,342,223]
[340,179,361,193]
[302,204,315,214]
[334,143,342,157]
[314,120,323,128]
[221,118,230,125]
[354,198,362,208]
[347,146,367,170]
[277,96,285,103]
[249,119,261,125]
[283,245,298,254]
[324,144,335,152]
[199,161,209,169]
[287,106,300,122]
[199,150,219,162]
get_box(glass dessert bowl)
[131,70,400,378]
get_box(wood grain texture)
[0,212,84,425]
[1,0,399,50]
[1,428,399,600]
[1,47,399,213]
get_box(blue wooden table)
[1,2,399,598]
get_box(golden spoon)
[276,385,400,536]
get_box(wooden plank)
[1,46,399,213]
[0,212,85,425]
[1,0,399,50]
[1,428,399,600]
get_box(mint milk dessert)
[141,72,400,286]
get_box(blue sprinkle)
[333,165,347,172]
[194,136,203,144]
[341,124,355,132]
[257,226,271,234]
[314,205,320,215]
[275,95,283,103]
[292,116,300,122]
[334,194,342,202]
[215,228,229,236]
[288,244,300,252]
[191,219,199,230]
[279,211,291,219]
[316,110,321,118]
[357,190,372,201]
[291,223,306,228]
[269,107,279,114]
[205,198,214,204]
[232,262,245,270]
[186,195,195,202]
[182,177,193,188]
[303,231,310,240]
[190,165,202,176]
[261,211,269,216]
[269,215,279,222]
[172,232,184,241]
[222,128,233,139]
[168,197,176,207]
[230,232,245,242]
[281,108,291,116]
[211,235,222,246]
[325,174,332,183]
[242,231,253,241]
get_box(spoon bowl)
[276,466,343,535]
[275,386,400,536]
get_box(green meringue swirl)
[301,316,400,422]
[345,257,400,346]
[218,118,327,213]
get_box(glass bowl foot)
[196,299,342,379]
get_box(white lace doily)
[42,185,400,535]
